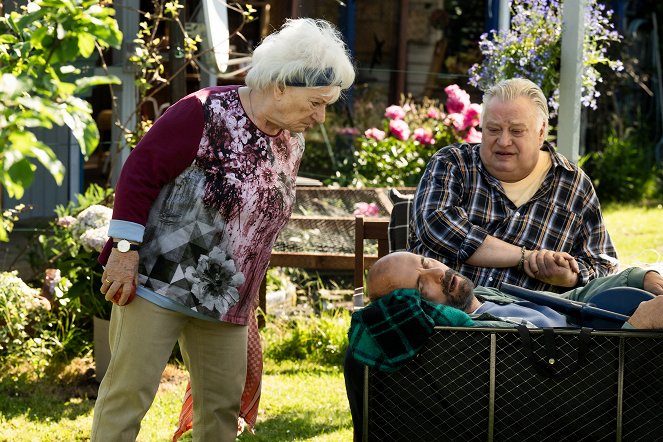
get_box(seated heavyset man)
[344,252,663,441]
[409,78,618,292]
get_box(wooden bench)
[257,215,389,326]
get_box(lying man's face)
[367,252,476,311]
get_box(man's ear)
[539,121,547,143]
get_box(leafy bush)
[580,129,658,203]
[344,85,482,187]
[0,272,59,376]
[261,310,351,366]
[0,0,121,199]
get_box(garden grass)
[0,359,352,441]
[603,204,663,269]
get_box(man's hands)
[627,295,663,329]
[644,271,663,296]
[101,248,139,306]
[524,249,580,288]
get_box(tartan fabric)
[348,289,474,372]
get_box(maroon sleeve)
[112,94,205,225]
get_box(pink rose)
[446,112,467,131]
[445,84,471,114]
[426,107,442,120]
[364,128,386,141]
[389,119,410,141]
[385,105,406,120]
[353,202,380,217]
[464,127,482,143]
[462,103,482,128]
[413,127,434,145]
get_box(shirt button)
[515,212,520,217]
[488,277,494,282]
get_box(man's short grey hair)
[481,78,549,137]
[245,18,355,102]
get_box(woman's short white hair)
[245,18,355,102]
[481,78,549,137]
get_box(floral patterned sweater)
[99,86,304,325]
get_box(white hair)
[245,18,355,102]
[481,78,549,137]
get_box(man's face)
[479,96,546,182]
[372,252,475,311]
[270,86,338,133]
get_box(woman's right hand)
[101,248,139,305]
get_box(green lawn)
[603,204,663,268]
[0,360,352,442]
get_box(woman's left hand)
[101,249,139,305]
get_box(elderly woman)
[91,18,354,441]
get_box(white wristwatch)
[113,239,139,253]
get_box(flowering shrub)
[351,85,482,187]
[70,205,113,252]
[0,271,58,375]
[35,184,115,358]
[468,0,622,115]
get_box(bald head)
[366,252,477,311]
[367,252,425,301]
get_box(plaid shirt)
[408,142,618,292]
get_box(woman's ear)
[272,85,286,101]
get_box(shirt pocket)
[521,201,581,252]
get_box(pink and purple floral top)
[99,86,304,325]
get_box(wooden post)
[395,0,409,99]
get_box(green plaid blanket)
[348,289,474,372]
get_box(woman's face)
[269,86,338,133]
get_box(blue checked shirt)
[408,142,618,292]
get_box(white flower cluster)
[69,204,113,252]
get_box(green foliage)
[35,184,114,355]
[0,204,29,242]
[0,272,60,376]
[261,310,351,366]
[580,128,657,203]
[0,0,122,200]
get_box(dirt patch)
[159,363,190,392]
[41,357,189,400]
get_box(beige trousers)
[91,296,248,442]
